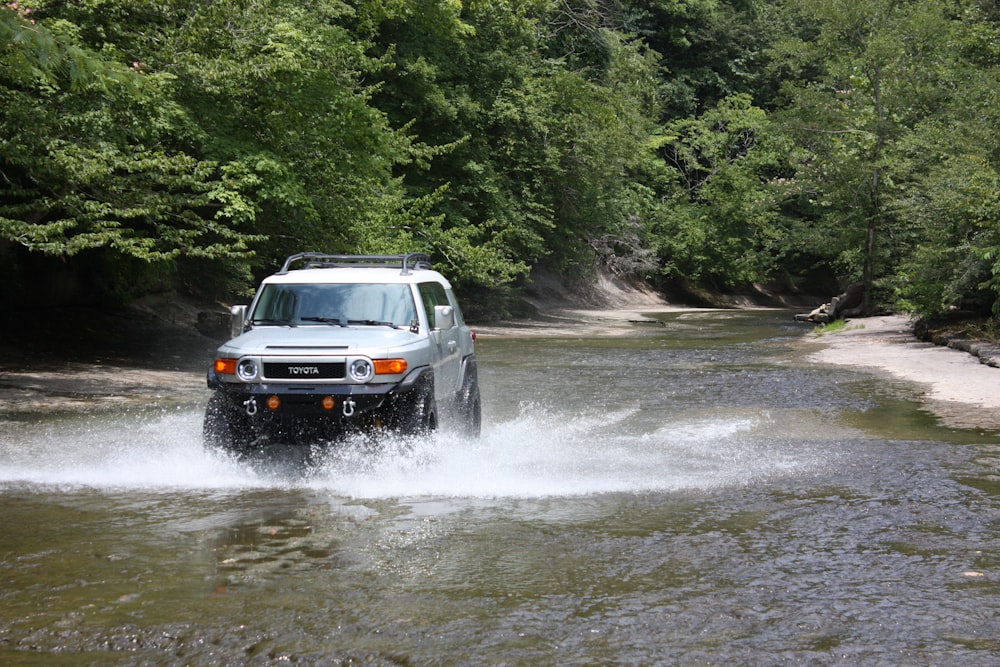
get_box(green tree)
[144,0,415,271]
[625,0,779,117]
[366,0,665,285]
[650,94,788,287]
[355,0,541,285]
[0,5,261,274]
[889,1,1000,315]
[770,0,992,313]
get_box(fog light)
[266,395,281,410]
[322,396,335,410]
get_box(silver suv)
[203,253,481,455]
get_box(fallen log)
[794,282,866,323]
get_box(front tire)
[391,374,437,436]
[203,392,254,455]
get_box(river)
[2,310,999,665]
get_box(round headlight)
[237,359,259,381]
[349,359,374,382]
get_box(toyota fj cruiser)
[203,253,481,455]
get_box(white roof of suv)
[264,267,449,286]
[262,253,452,287]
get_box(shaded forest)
[2,0,998,320]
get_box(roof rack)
[277,252,433,275]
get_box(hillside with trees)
[2,0,998,321]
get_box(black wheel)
[457,364,482,438]
[203,392,254,455]
[392,374,437,436]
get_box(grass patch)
[815,319,865,335]
[959,318,999,343]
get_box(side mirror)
[230,304,248,339]
[433,304,455,330]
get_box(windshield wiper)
[300,316,348,326]
[252,318,295,326]
[346,319,401,329]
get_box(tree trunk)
[863,64,886,315]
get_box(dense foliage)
[1,0,997,317]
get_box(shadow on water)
[2,310,1000,665]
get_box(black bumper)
[206,368,428,441]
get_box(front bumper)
[217,382,393,417]
[206,368,427,441]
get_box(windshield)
[250,283,418,327]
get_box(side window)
[418,282,449,329]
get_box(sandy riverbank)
[804,315,1000,431]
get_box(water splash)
[0,405,810,497]
[0,410,250,491]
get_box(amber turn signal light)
[374,358,407,375]
[321,396,335,410]
[266,395,281,410]
[214,358,238,375]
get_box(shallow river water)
[2,310,1000,666]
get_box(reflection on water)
[2,310,1000,665]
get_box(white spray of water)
[0,405,810,497]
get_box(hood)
[217,325,419,357]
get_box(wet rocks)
[914,313,1000,368]
[944,338,1000,368]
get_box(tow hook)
[342,397,356,417]
[243,396,258,416]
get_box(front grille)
[263,362,346,380]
